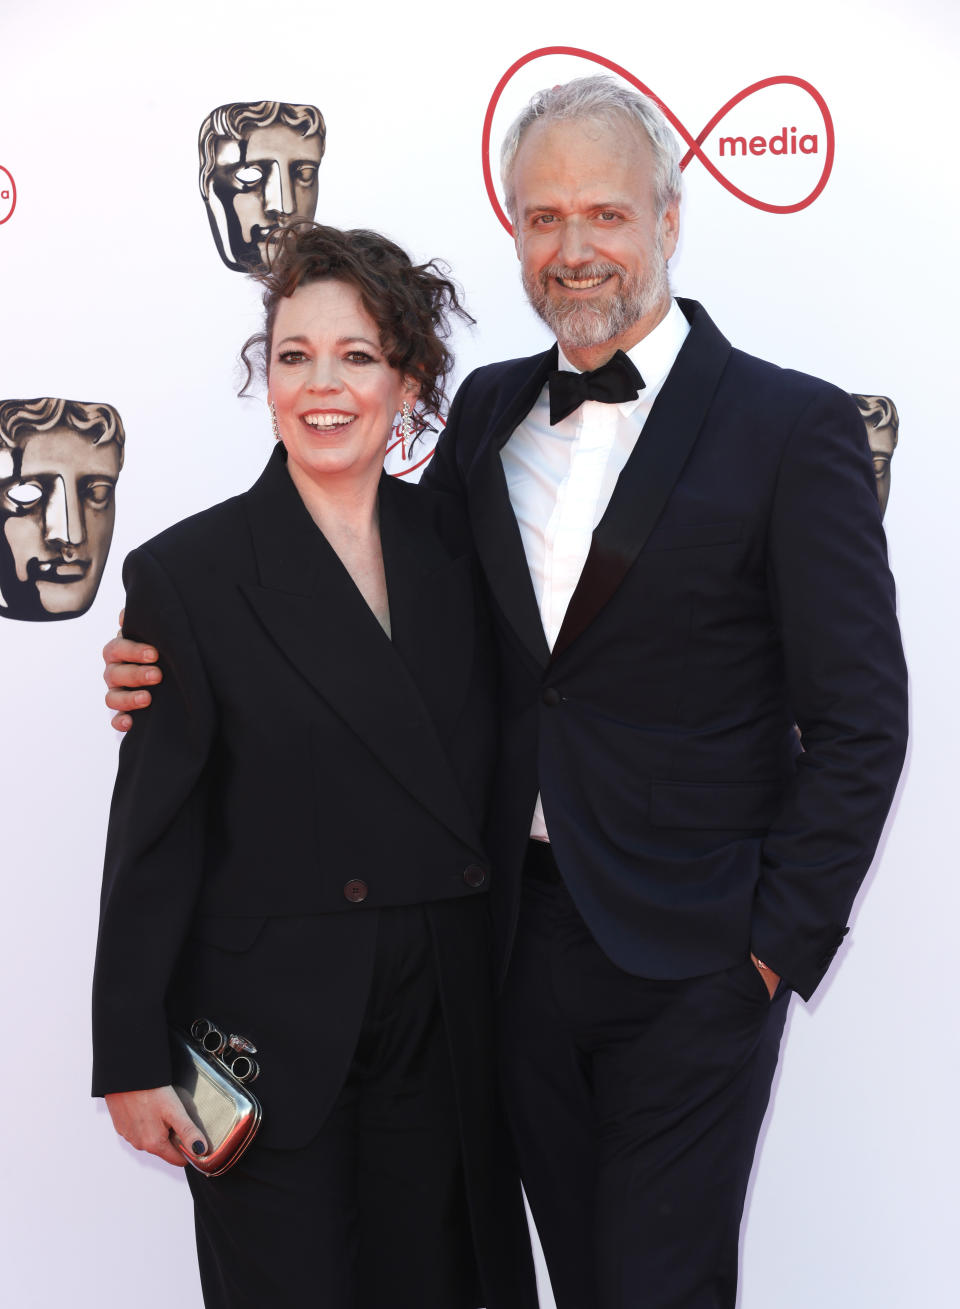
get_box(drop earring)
[400,401,414,458]
[269,399,280,440]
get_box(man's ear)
[659,201,681,263]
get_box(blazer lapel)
[239,448,484,854]
[552,301,732,660]
[378,474,482,806]
[468,348,556,670]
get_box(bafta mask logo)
[0,398,124,622]
[198,101,326,272]
[853,394,899,519]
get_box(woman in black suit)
[92,224,536,1309]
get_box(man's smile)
[555,273,613,291]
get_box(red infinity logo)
[0,166,16,224]
[482,47,835,231]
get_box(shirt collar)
[556,298,690,414]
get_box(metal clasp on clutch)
[190,1017,261,1084]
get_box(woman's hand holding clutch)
[105,1085,207,1168]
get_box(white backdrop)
[1,1,957,1304]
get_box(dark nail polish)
[192,1140,206,1155]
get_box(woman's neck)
[285,459,391,636]
[286,459,380,538]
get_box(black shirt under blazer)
[424,299,908,1001]
[92,447,534,1303]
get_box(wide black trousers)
[499,863,790,1309]
[186,905,479,1309]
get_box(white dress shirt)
[500,298,690,841]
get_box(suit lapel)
[468,348,555,670]
[552,301,732,660]
[239,448,484,853]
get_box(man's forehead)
[517,113,651,162]
[513,115,655,200]
[18,428,120,475]
[518,180,639,213]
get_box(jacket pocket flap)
[650,780,782,830]
[189,915,267,953]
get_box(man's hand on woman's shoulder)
[103,609,163,732]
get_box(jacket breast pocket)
[644,519,743,552]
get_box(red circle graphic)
[0,165,17,225]
[481,47,835,232]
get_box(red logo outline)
[481,47,835,232]
[0,165,17,225]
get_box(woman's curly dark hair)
[240,222,473,418]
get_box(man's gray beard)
[523,253,670,351]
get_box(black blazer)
[424,299,908,1001]
[92,448,539,1305]
[92,446,499,1137]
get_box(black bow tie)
[547,350,645,426]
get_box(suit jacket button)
[463,865,487,888]
[343,879,368,903]
[542,687,562,707]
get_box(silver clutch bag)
[170,1017,262,1176]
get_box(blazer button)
[343,879,368,903]
[542,687,562,707]
[463,865,487,888]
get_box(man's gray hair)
[500,75,683,221]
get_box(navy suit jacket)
[424,299,908,1001]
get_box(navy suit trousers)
[499,866,789,1309]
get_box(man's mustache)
[538,262,626,285]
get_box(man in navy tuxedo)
[421,77,907,1308]
[105,77,907,1309]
